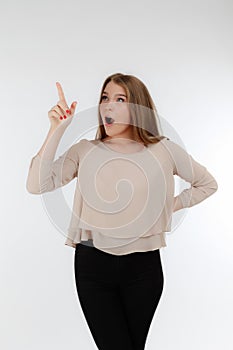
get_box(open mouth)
[105,116,115,125]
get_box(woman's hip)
[74,244,164,285]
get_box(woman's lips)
[105,122,114,127]
[104,116,115,126]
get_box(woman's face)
[99,81,133,140]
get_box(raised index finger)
[56,81,66,102]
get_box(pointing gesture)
[48,82,78,129]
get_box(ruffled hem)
[65,228,167,255]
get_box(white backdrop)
[0,0,232,349]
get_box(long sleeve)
[163,138,218,209]
[26,143,80,194]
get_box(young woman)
[26,73,218,350]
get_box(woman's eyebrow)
[102,92,127,97]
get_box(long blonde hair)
[95,73,167,146]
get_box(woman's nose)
[105,102,115,111]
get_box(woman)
[26,73,218,350]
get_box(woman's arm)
[26,81,79,194]
[36,125,66,159]
[26,125,79,194]
[173,196,183,212]
[163,138,218,210]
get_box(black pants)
[74,244,164,350]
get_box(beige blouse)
[26,137,218,255]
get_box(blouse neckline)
[96,139,149,155]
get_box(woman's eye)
[101,96,125,102]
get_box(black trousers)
[74,244,164,350]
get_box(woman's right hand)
[48,82,78,129]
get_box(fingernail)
[66,109,70,114]
[60,116,63,120]
[63,115,66,119]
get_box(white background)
[0,0,232,349]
